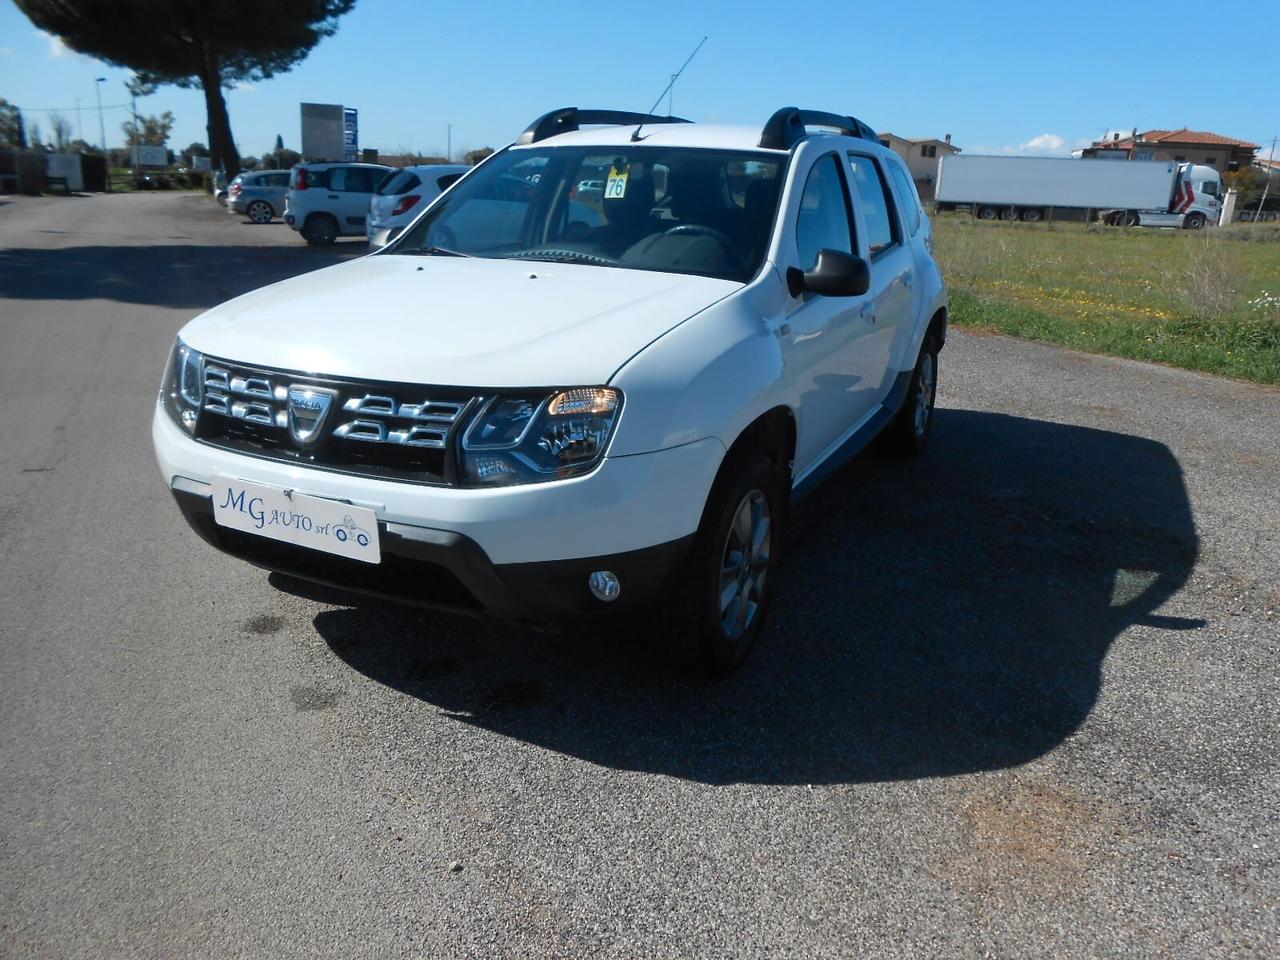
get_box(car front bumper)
[153,404,722,623]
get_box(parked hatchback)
[367,164,471,249]
[228,169,290,224]
[283,162,394,245]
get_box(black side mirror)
[787,249,871,298]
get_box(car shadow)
[0,243,366,309]
[295,409,1199,785]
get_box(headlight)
[461,387,621,486]
[161,338,204,434]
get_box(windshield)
[392,146,786,282]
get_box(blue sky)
[1,0,1276,160]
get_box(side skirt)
[790,368,913,501]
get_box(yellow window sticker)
[605,166,629,199]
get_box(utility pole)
[130,87,139,169]
[74,97,82,142]
[94,77,107,151]
[95,77,108,191]
[1255,136,1277,224]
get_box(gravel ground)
[1,192,1276,959]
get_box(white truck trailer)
[935,155,1222,229]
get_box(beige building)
[1081,129,1258,172]
[876,132,959,199]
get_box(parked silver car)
[228,170,291,224]
[283,162,394,245]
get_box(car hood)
[181,254,740,387]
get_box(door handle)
[860,302,875,323]
[902,272,913,289]
[328,194,339,199]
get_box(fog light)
[588,570,621,602]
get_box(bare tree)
[48,111,72,151]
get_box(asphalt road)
[1,192,1276,959]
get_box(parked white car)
[154,107,948,675]
[282,161,394,245]
[367,164,471,249]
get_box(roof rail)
[517,107,693,145]
[759,107,879,150]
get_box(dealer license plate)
[210,474,381,564]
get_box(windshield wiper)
[504,250,617,266]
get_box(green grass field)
[932,214,1280,384]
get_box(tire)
[247,200,274,224]
[335,528,348,542]
[978,206,998,220]
[1183,212,1206,230]
[302,214,338,246]
[1123,210,1140,227]
[884,335,939,457]
[1021,207,1043,223]
[1000,207,1019,221]
[653,453,785,678]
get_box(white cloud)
[1021,133,1066,153]
[967,132,1085,157]
[233,81,255,92]
[34,30,91,63]
[0,47,14,57]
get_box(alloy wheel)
[914,352,936,437]
[718,490,771,641]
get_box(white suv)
[154,107,947,674]
[283,161,394,245]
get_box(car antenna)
[631,35,708,142]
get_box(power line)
[18,102,133,113]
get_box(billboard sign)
[300,102,345,161]
[132,144,169,168]
[344,108,358,162]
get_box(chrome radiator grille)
[195,357,482,485]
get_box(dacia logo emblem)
[287,386,337,447]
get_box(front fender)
[609,267,797,459]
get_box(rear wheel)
[978,206,999,220]
[653,453,784,677]
[1123,210,1140,227]
[247,200,274,224]
[303,214,338,246]
[1021,207,1043,222]
[884,335,939,457]
[1000,207,1019,221]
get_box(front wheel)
[1184,212,1206,230]
[654,454,785,677]
[884,336,939,457]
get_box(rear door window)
[846,154,900,256]
[330,167,376,193]
[886,161,922,236]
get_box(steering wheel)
[662,223,746,270]
[427,224,458,249]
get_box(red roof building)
[1081,128,1259,171]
